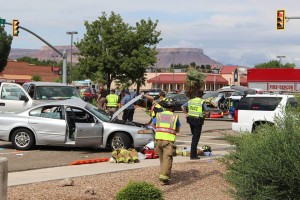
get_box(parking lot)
[0,107,235,172]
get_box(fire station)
[247,68,300,91]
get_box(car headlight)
[138,129,154,134]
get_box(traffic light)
[12,19,19,36]
[277,10,285,30]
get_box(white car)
[0,82,33,113]
[232,94,297,133]
[0,82,81,113]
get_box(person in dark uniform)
[181,90,208,160]
[121,90,135,121]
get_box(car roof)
[245,94,293,98]
[24,82,71,87]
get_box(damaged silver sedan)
[0,98,154,150]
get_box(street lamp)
[155,58,160,89]
[66,31,78,84]
[276,56,285,66]
[172,52,178,91]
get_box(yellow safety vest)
[80,89,85,97]
[155,111,178,142]
[106,94,119,107]
[188,98,205,118]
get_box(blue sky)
[1,0,300,67]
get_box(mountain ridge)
[9,46,223,69]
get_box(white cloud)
[2,0,300,67]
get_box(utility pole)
[172,52,178,91]
[155,58,160,89]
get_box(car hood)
[110,94,142,122]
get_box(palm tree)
[184,67,206,98]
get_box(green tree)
[119,19,161,94]
[0,26,13,72]
[31,75,42,81]
[190,62,196,67]
[75,12,161,92]
[184,67,206,98]
[255,60,295,68]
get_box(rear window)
[84,87,91,92]
[237,97,282,111]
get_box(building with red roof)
[146,66,246,92]
[0,61,61,84]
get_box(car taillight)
[84,92,92,97]
[234,109,238,122]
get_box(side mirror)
[20,95,29,102]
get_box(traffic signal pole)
[4,21,67,83]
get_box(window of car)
[1,84,26,100]
[67,107,95,123]
[203,92,218,99]
[29,105,63,119]
[84,87,91,93]
[35,86,80,100]
[237,97,282,111]
[85,104,111,122]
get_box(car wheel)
[110,133,131,150]
[11,128,35,150]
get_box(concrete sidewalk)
[8,152,222,187]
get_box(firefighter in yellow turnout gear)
[151,98,181,185]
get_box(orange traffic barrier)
[68,157,109,166]
[209,114,223,118]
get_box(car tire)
[109,132,131,150]
[11,128,35,150]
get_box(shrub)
[116,181,164,200]
[219,100,300,199]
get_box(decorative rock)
[84,186,96,195]
[59,178,74,187]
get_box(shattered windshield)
[85,104,111,122]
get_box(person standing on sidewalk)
[181,90,208,160]
[97,85,107,110]
[151,98,181,185]
[121,90,135,121]
[105,89,120,116]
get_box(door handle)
[0,103,5,106]
[78,129,84,132]
[30,122,38,124]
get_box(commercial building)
[247,68,300,91]
[1,61,247,91]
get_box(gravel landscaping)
[8,160,233,200]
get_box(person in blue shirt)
[121,90,135,121]
[181,90,208,160]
